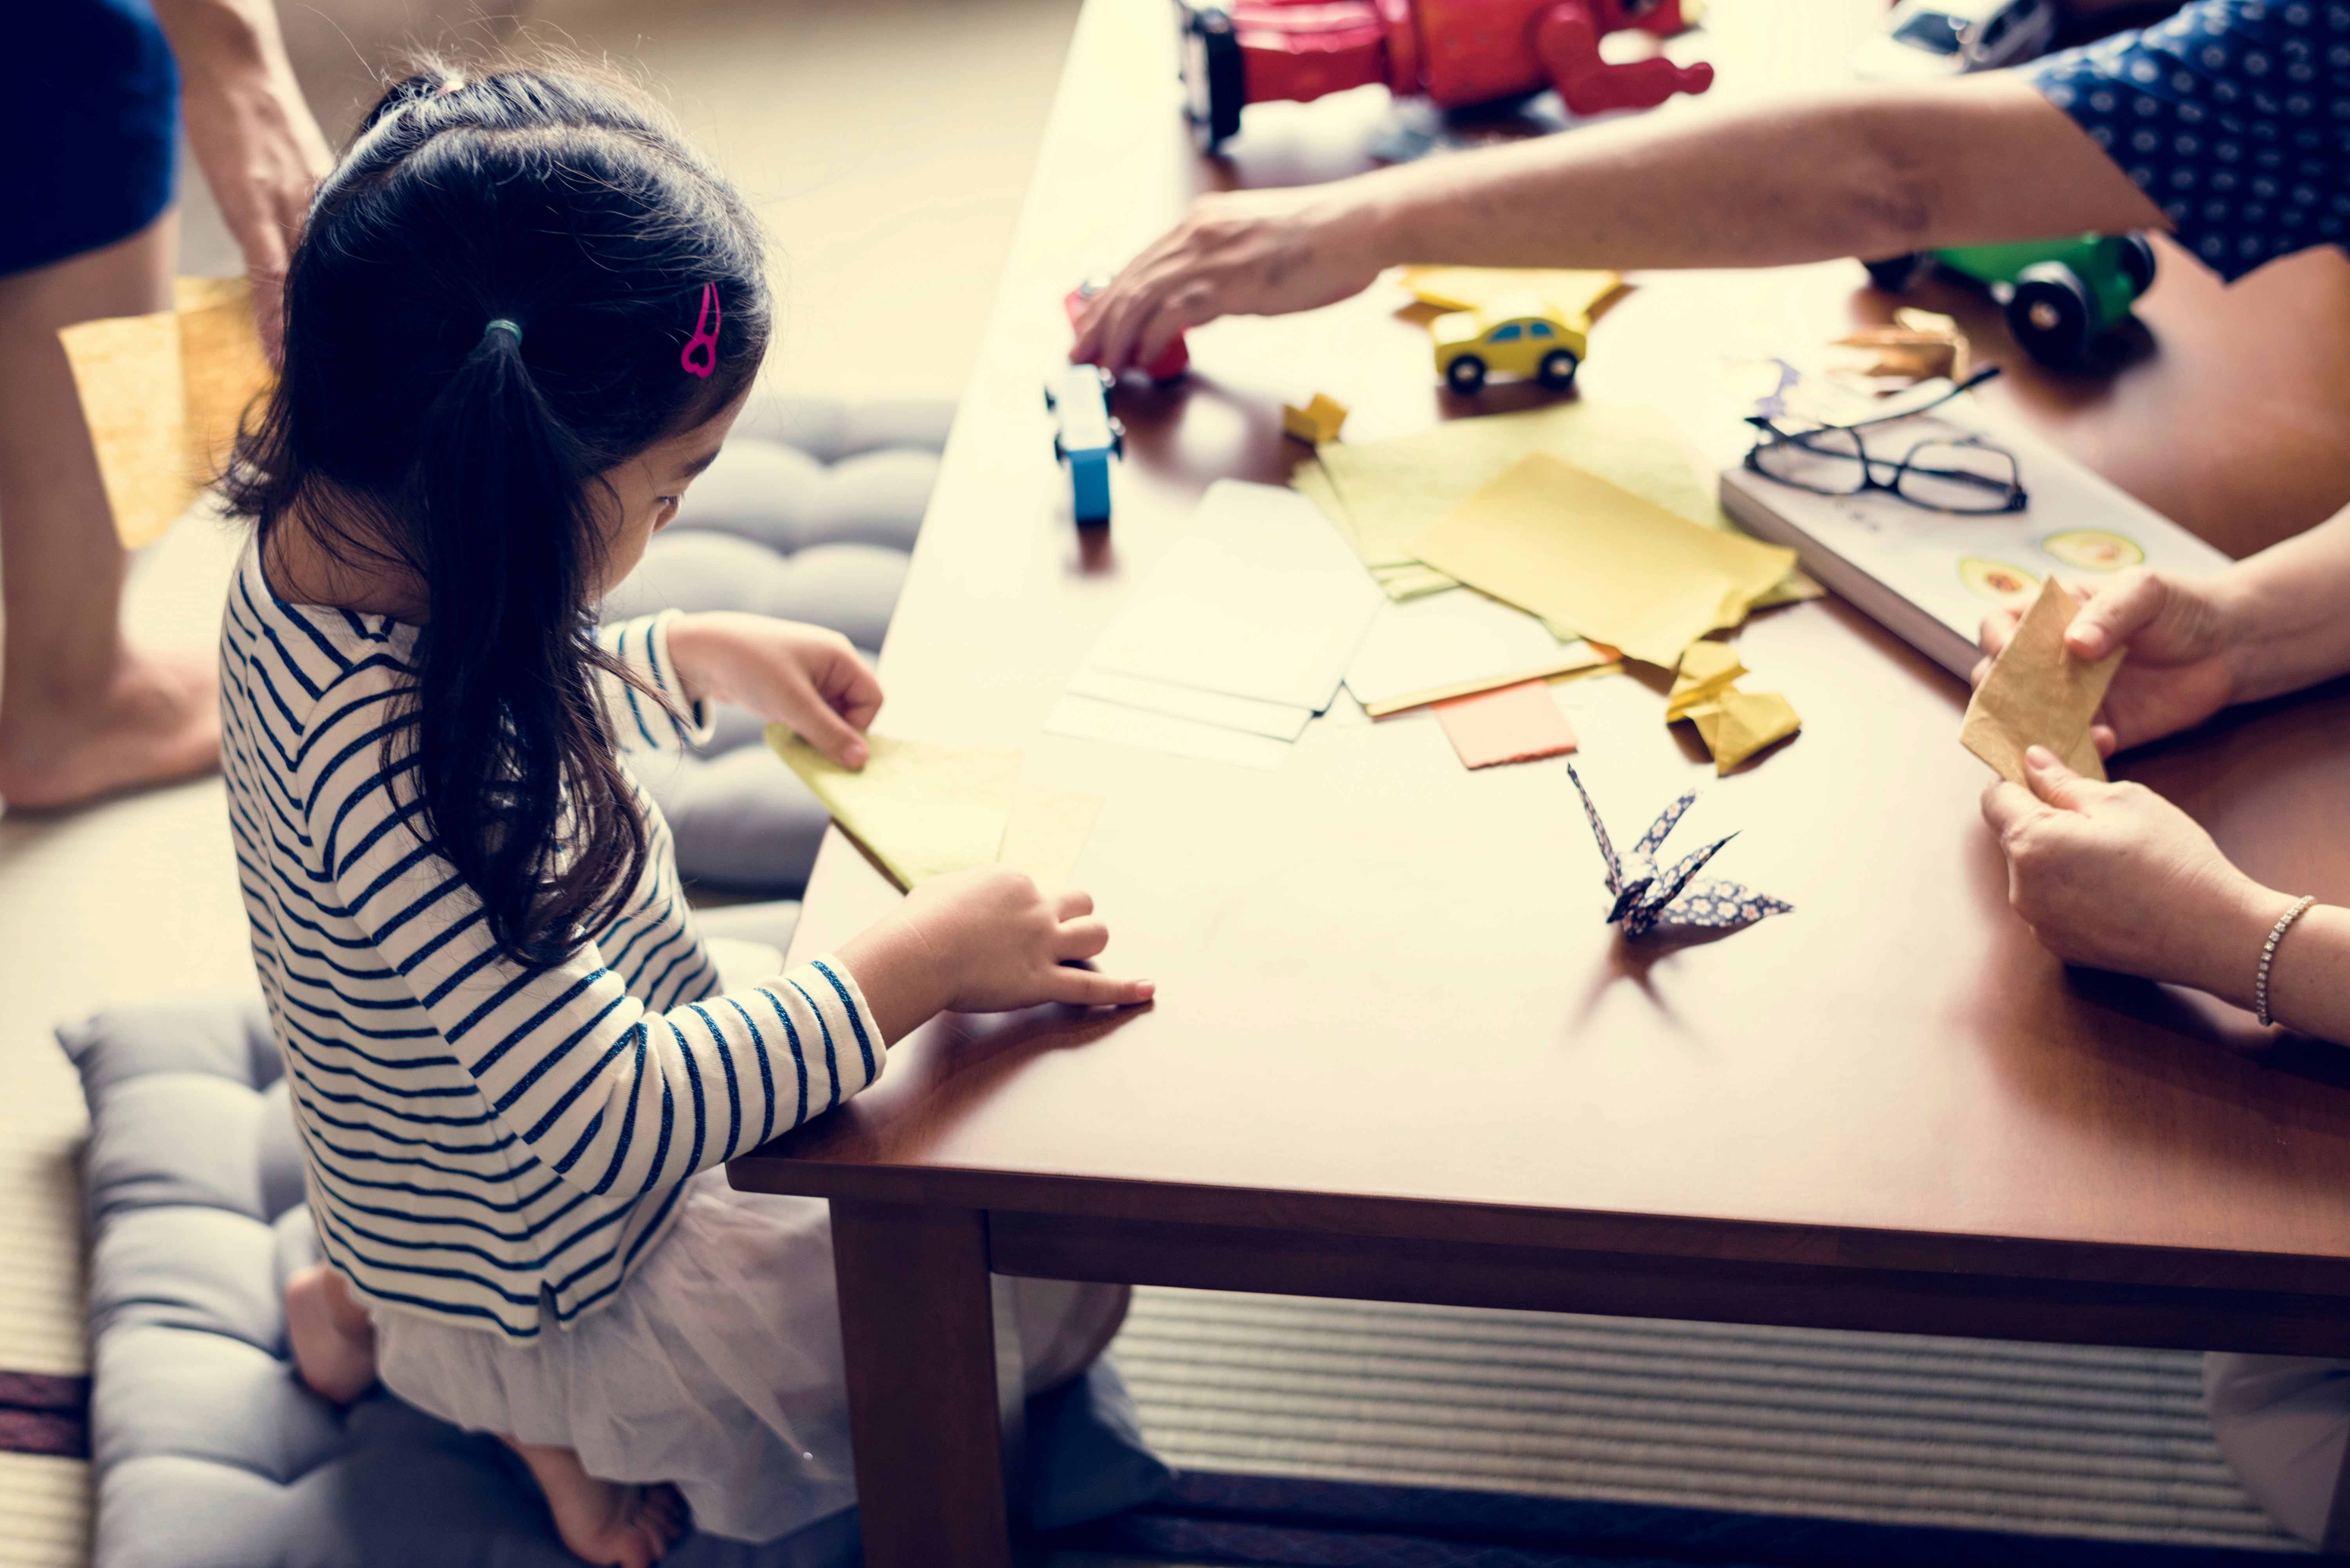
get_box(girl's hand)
[1070,185,1388,374]
[839,867,1154,1045]
[666,612,882,768]
[1974,569,2240,757]
[1980,745,2280,1004]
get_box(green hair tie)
[483,318,524,346]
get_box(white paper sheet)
[1065,667,1314,741]
[1084,481,1387,712]
[1043,694,1293,772]
[1343,588,1605,715]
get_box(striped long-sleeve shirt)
[220,540,884,1338]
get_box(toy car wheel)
[1180,5,1244,152]
[1446,356,1488,395]
[1053,434,1066,462]
[1863,253,1926,292]
[2117,233,2157,297]
[2006,261,2097,366]
[1537,349,1580,390]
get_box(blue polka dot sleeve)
[2023,0,2350,281]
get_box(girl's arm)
[148,0,334,361]
[307,628,1144,1202]
[1074,72,2162,371]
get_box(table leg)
[831,1200,1011,1568]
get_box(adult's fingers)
[1977,607,2021,661]
[2089,721,2118,758]
[1980,777,2042,837]
[1053,917,1111,963]
[2064,569,2166,661]
[1043,965,1155,1008]
[2021,745,2096,812]
[1054,887,1095,920]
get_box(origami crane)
[1565,762,1791,938]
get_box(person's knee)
[2205,1352,2350,1547]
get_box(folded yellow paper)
[1667,640,1747,721]
[1686,689,1802,775]
[768,730,1103,891]
[1406,453,1797,669]
[1281,393,1350,445]
[59,277,272,549]
[1960,575,2122,785]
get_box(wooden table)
[730,2,2350,1562]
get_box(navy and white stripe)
[220,541,883,1338]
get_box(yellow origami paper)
[1399,266,1622,319]
[1960,576,2121,786]
[59,277,272,549]
[1685,689,1802,775]
[1667,641,1747,721]
[1281,393,1350,445]
[769,730,1103,891]
[1406,453,1796,669]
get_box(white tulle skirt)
[371,1169,1126,1543]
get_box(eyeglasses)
[1743,367,2027,515]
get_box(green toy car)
[1862,233,2157,367]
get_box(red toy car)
[1179,0,1712,149]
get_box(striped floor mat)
[1104,1288,2307,1562]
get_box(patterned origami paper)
[1565,762,1791,938]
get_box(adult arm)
[1983,748,2350,1048]
[148,0,334,360]
[1076,72,2163,370]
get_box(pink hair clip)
[681,283,720,379]
[434,77,464,97]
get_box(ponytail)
[226,61,769,965]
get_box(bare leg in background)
[0,211,220,812]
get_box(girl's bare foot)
[283,1263,378,1404]
[0,645,220,811]
[501,1438,688,1568]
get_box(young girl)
[230,65,1150,1566]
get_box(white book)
[1718,401,2231,680]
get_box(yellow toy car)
[1431,291,1587,395]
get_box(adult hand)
[665,612,882,768]
[156,0,334,363]
[1070,185,1389,372]
[1980,745,2280,1003]
[1974,569,2240,757]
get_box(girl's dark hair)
[227,64,769,966]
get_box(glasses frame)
[1743,367,2029,516]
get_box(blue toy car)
[1046,362,1123,525]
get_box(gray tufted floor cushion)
[62,996,1172,1568]
[607,396,953,896]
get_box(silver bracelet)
[2256,895,2318,1028]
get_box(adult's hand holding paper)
[1406,453,1795,668]
[1960,576,2123,786]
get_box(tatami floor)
[0,1,1077,1562]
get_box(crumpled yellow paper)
[1406,453,1796,669]
[1281,393,1349,445]
[769,730,1102,891]
[59,277,272,549]
[1960,575,2121,786]
[1667,640,1747,721]
[1685,689,1802,775]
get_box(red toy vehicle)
[1180,0,1712,149]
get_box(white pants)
[2205,1353,2350,1547]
